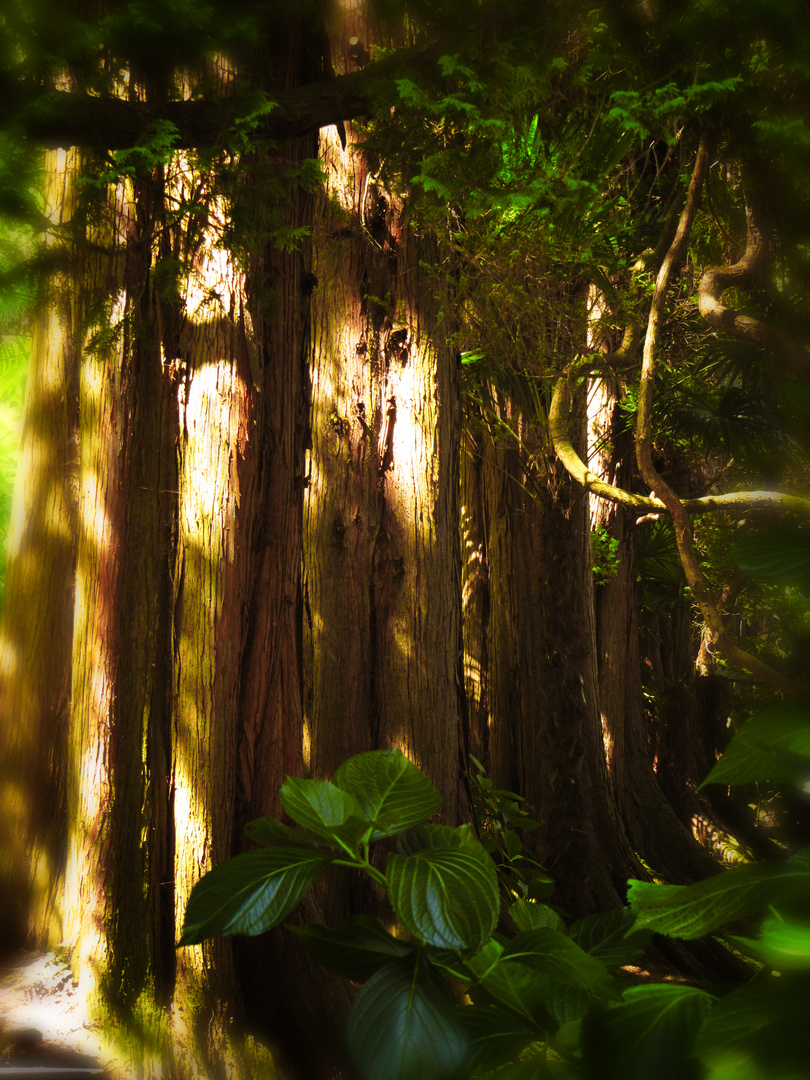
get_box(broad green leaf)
[387,836,499,952]
[628,856,810,939]
[179,848,329,945]
[458,1004,538,1072]
[473,958,556,1030]
[701,702,810,788]
[244,815,329,851]
[280,777,369,848]
[463,937,503,980]
[397,822,482,855]
[736,916,810,969]
[694,977,810,1080]
[333,749,441,839]
[346,955,467,1080]
[499,929,620,1021]
[569,907,652,967]
[510,899,564,934]
[288,915,413,981]
[582,984,714,1080]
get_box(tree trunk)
[588,379,722,883]
[0,55,317,1080]
[305,11,464,832]
[0,149,80,953]
[465,392,642,917]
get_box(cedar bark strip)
[466,393,642,916]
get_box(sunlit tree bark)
[0,149,80,952]
[0,33,318,1080]
[305,8,464,833]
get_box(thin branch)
[698,201,810,382]
[549,376,810,517]
[635,143,809,697]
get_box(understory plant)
[180,740,810,1080]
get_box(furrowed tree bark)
[305,10,464,822]
[0,148,80,953]
[63,158,178,1069]
[469,392,643,917]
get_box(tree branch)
[698,201,810,382]
[549,376,810,517]
[635,143,809,697]
[1,45,435,149]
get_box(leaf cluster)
[180,739,810,1080]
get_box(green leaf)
[280,776,369,848]
[701,701,810,788]
[288,915,414,982]
[498,929,620,1022]
[346,955,467,1080]
[569,907,653,967]
[736,916,810,969]
[459,1004,538,1072]
[333,749,441,840]
[694,977,810,1080]
[628,857,810,939]
[582,984,714,1080]
[397,822,483,855]
[387,829,499,951]
[178,848,329,945]
[244,815,329,850]
[510,899,564,934]
[474,959,556,1029]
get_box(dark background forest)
[0,1,809,1078]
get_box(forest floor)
[0,950,111,1076]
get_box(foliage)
[0,213,33,602]
[0,334,27,598]
[590,525,621,587]
[180,745,810,1080]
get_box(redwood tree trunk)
[305,9,464,827]
[466,393,642,917]
[1,29,320,1080]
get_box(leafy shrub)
[180,741,810,1080]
